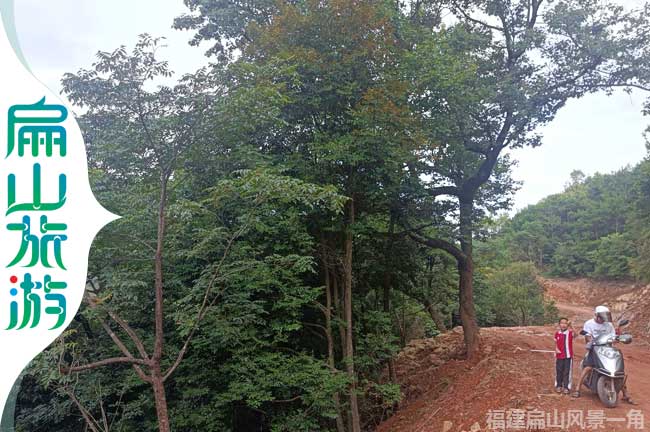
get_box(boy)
[554,317,576,394]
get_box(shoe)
[623,396,638,405]
[555,387,562,393]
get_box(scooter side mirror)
[618,334,633,344]
[618,319,630,327]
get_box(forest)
[11,0,650,431]
[500,164,650,281]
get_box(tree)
[484,262,555,326]
[220,1,426,429]
[56,35,220,432]
[591,233,635,279]
[404,0,650,358]
[568,170,586,188]
[627,160,650,282]
[32,32,353,432]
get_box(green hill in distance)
[496,160,650,282]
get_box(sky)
[11,0,650,214]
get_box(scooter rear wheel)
[597,376,618,408]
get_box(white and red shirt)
[555,329,574,359]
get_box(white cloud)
[14,0,206,94]
[510,90,647,212]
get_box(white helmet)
[595,305,612,323]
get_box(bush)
[481,262,557,326]
[550,242,596,277]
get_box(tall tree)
[218,0,427,428]
[405,0,650,357]
[56,35,220,432]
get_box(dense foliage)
[11,0,650,431]
[502,164,650,281]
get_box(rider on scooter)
[572,305,635,403]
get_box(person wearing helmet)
[572,305,635,403]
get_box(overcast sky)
[12,0,650,214]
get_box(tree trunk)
[344,199,361,432]
[423,299,447,333]
[332,272,347,361]
[153,170,171,432]
[325,267,346,432]
[151,368,171,432]
[331,250,351,431]
[458,197,480,360]
[425,257,448,333]
[382,212,395,313]
[382,212,397,383]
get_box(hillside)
[499,163,650,282]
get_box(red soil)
[375,279,650,432]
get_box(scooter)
[579,319,632,408]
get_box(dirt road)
[376,280,650,432]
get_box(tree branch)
[464,109,514,193]
[65,357,151,374]
[62,386,103,432]
[394,221,438,237]
[428,185,460,198]
[451,1,504,32]
[153,170,170,366]
[106,310,150,360]
[577,82,650,92]
[96,318,152,382]
[528,0,542,29]
[162,224,247,382]
[87,278,150,361]
[84,284,152,383]
[402,220,467,265]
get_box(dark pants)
[556,358,573,389]
[583,348,596,367]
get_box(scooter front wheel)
[597,376,618,408]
